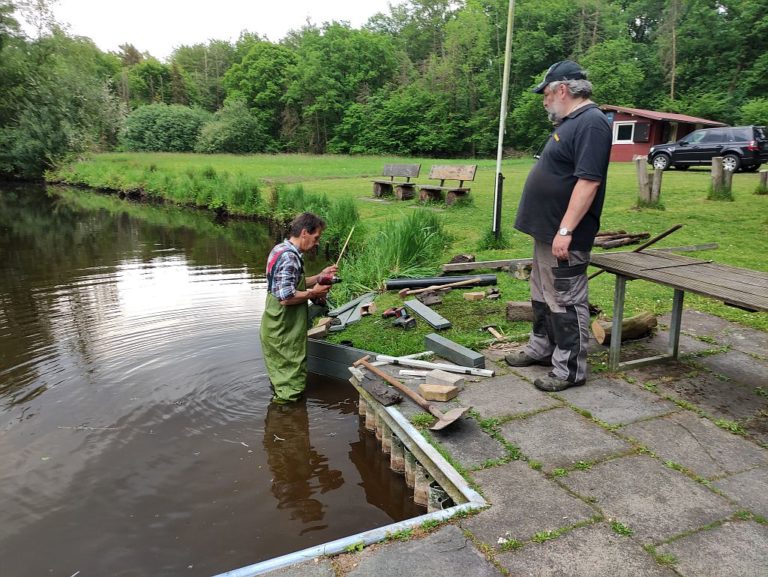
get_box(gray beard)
[548,110,562,124]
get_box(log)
[506,301,534,322]
[595,230,627,237]
[635,155,651,202]
[591,312,658,345]
[651,167,664,203]
[597,233,651,249]
[711,157,724,194]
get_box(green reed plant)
[334,209,449,302]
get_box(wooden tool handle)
[408,276,483,296]
[353,356,430,411]
[335,226,355,266]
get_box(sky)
[41,0,399,60]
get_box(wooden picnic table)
[589,251,768,371]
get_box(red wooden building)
[600,105,727,162]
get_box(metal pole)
[492,0,516,238]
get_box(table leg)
[668,289,684,359]
[608,275,627,371]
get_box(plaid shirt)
[267,240,304,301]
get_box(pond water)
[0,183,423,576]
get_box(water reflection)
[0,183,424,576]
[264,400,343,534]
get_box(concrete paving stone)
[431,415,507,469]
[657,520,768,577]
[742,414,768,447]
[659,310,768,360]
[696,349,768,389]
[457,373,561,420]
[713,466,768,518]
[266,558,336,576]
[461,461,597,545]
[557,375,678,425]
[498,407,633,472]
[628,361,762,422]
[346,525,504,577]
[621,411,768,479]
[644,329,718,356]
[560,455,736,543]
[497,522,677,577]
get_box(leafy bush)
[194,100,272,153]
[739,98,768,127]
[120,104,211,152]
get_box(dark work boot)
[534,372,586,392]
[504,351,552,367]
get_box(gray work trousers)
[524,240,591,383]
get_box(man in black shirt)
[508,60,612,392]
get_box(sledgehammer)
[353,356,469,431]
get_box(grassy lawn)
[49,153,768,352]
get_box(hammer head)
[352,355,371,368]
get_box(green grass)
[47,153,768,355]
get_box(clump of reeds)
[333,209,450,302]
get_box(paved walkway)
[268,311,768,577]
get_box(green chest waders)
[260,272,309,403]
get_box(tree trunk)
[591,312,658,345]
[635,155,651,202]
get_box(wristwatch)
[558,227,572,236]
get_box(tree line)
[1,0,767,178]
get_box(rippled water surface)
[0,184,422,576]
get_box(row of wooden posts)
[634,155,768,202]
[358,396,452,511]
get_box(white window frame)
[613,121,636,144]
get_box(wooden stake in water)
[335,226,355,266]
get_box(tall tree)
[0,30,124,177]
[0,0,20,50]
[223,40,295,140]
[282,22,399,152]
[15,0,58,39]
[170,40,235,111]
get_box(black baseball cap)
[532,60,586,93]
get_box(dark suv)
[647,125,768,172]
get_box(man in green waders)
[260,212,338,403]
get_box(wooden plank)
[428,164,477,181]
[440,245,720,273]
[382,163,420,178]
[424,333,485,369]
[590,253,768,312]
[418,186,471,192]
[404,299,452,330]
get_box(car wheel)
[652,154,670,170]
[722,154,740,172]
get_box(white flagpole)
[492,0,516,238]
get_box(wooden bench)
[418,165,477,205]
[589,251,768,371]
[372,163,421,200]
